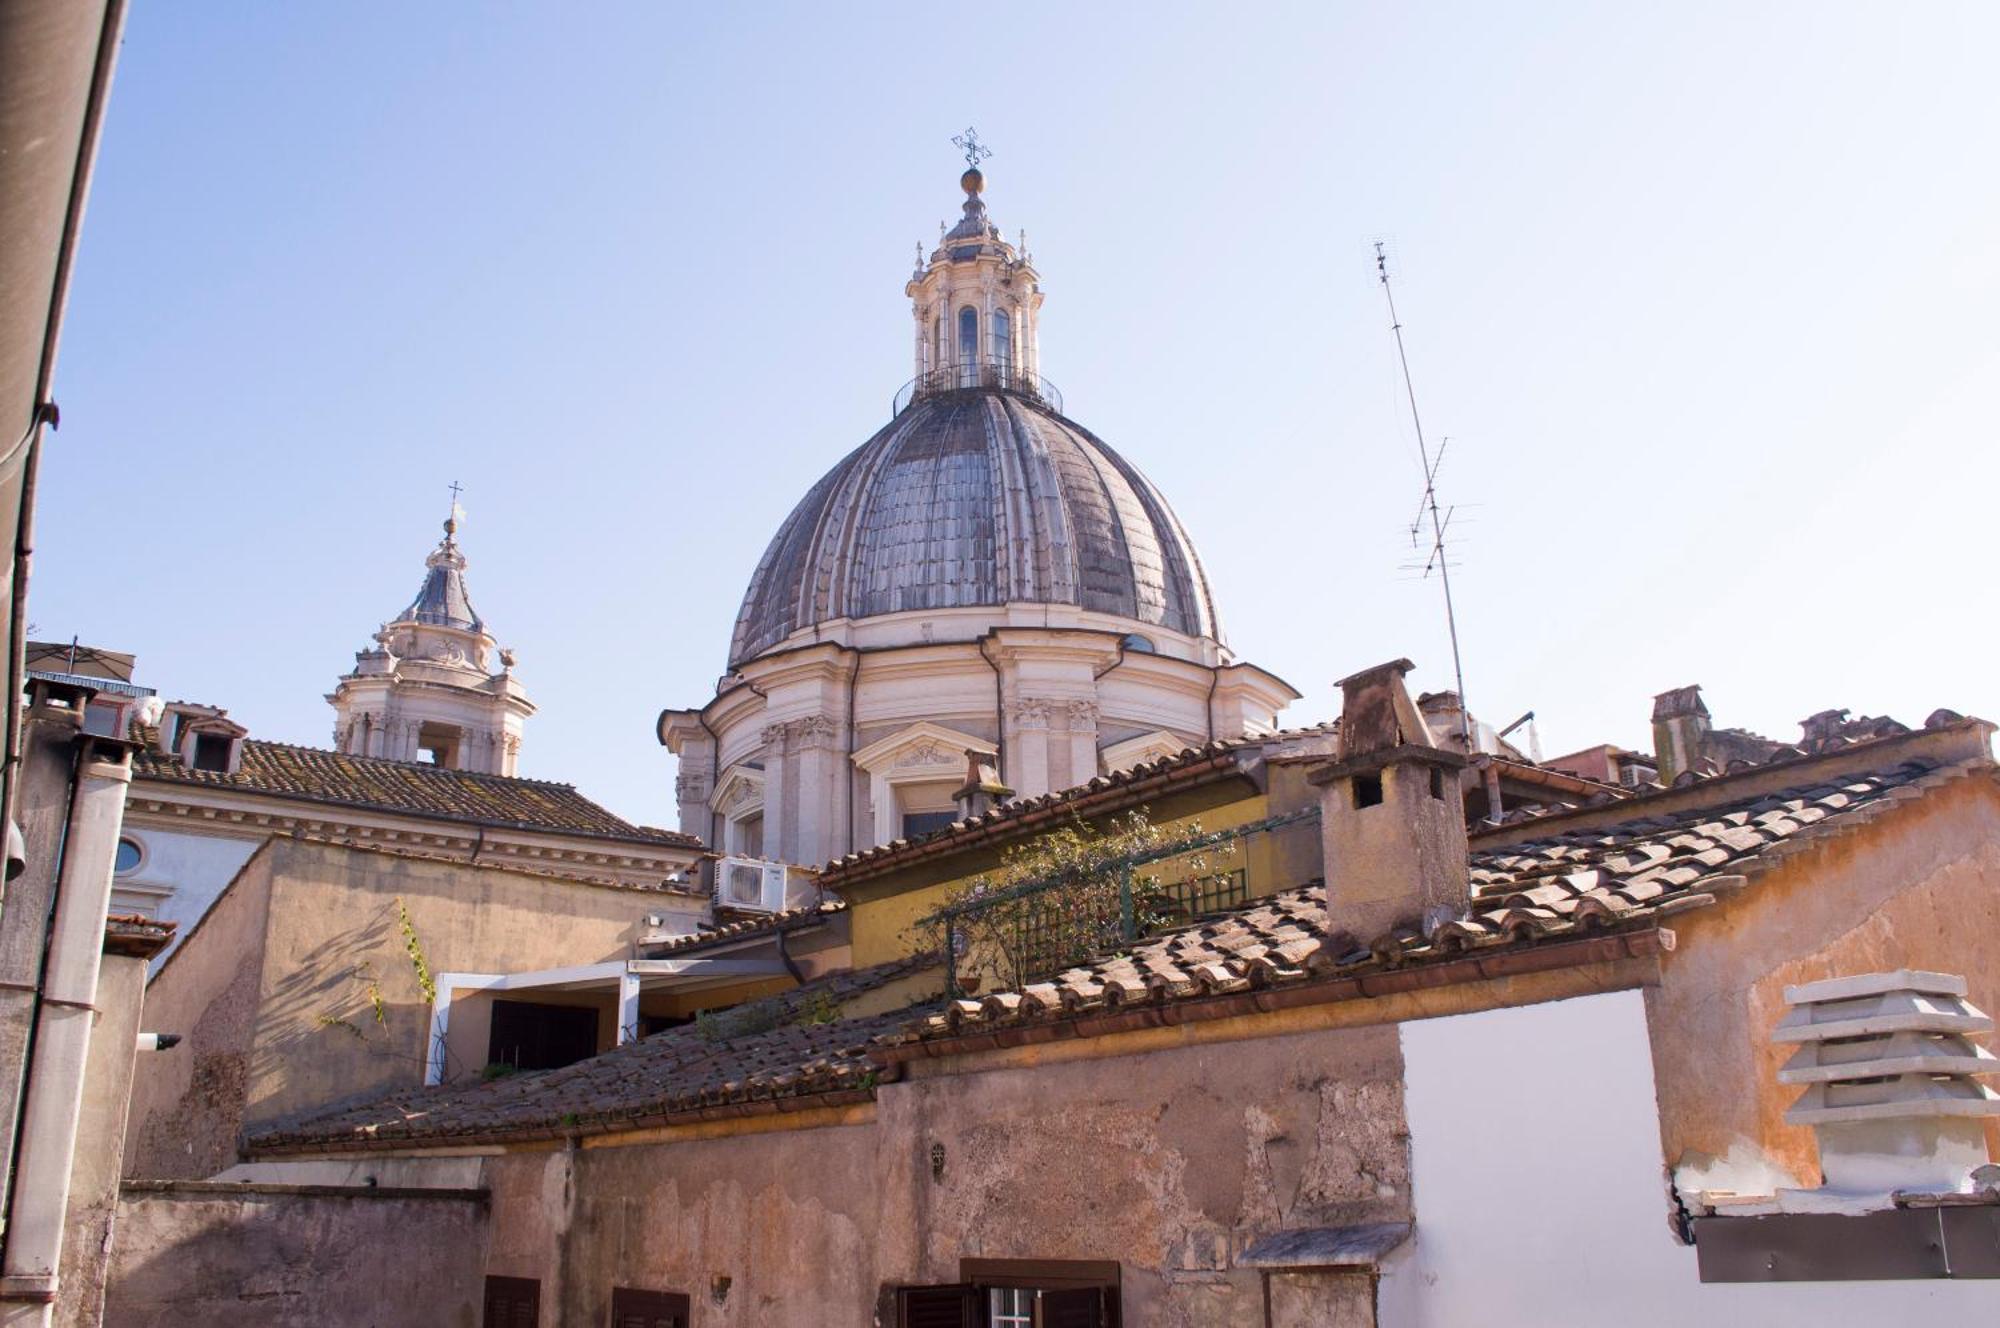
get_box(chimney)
[1651,685,1710,783]
[1772,969,2000,1213]
[1307,660,1469,949]
[1798,708,1851,748]
[952,749,1012,822]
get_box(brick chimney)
[1307,660,1469,949]
[952,749,1013,822]
[1651,685,1710,783]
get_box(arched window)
[992,309,1012,376]
[958,306,979,385]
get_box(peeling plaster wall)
[1647,775,2000,1193]
[103,1183,489,1327]
[475,1022,1407,1327]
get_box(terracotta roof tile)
[133,738,701,849]
[247,953,940,1153]
[880,756,1982,1049]
[641,898,847,955]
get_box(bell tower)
[327,501,534,774]
[904,129,1045,396]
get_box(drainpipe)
[0,734,132,1309]
[977,632,1005,784]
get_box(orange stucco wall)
[1647,771,2000,1192]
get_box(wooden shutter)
[609,1286,690,1328]
[1034,1287,1104,1328]
[483,1275,540,1328]
[896,1283,979,1328]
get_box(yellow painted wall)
[846,789,1284,969]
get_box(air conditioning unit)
[717,857,790,913]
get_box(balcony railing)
[924,806,1322,994]
[892,363,1064,418]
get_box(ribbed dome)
[729,389,1220,667]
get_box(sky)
[32,3,2000,825]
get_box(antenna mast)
[1375,242,1472,748]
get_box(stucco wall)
[104,1181,489,1327]
[55,952,149,1328]
[126,837,672,1179]
[248,840,661,1127]
[126,843,277,1179]
[110,819,262,967]
[472,1020,1406,1327]
[1647,774,2000,1195]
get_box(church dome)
[728,387,1221,667]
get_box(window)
[81,701,125,737]
[1429,766,1446,800]
[958,306,979,380]
[990,1287,1034,1327]
[190,733,232,772]
[992,309,1012,372]
[902,810,958,840]
[488,1000,599,1072]
[1352,773,1383,809]
[732,811,764,860]
[114,838,142,875]
[482,1275,539,1328]
[1119,633,1156,654]
[610,1287,689,1328]
[897,1262,1119,1328]
[418,721,462,769]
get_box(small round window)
[114,838,142,875]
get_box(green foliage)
[909,809,1234,991]
[793,989,841,1026]
[396,897,437,1005]
[480,1061,519,1082]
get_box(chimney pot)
[1309,660,1469,949]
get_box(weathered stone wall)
[1649,773,2000,1194]
[104,1181,489,1327]
[475,1021,1407,1327]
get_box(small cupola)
[901,130,1049,408]
[1308,659,1469,949]
[326,497,534,775]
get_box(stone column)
[759,721,791,865]
[1064,700,1101,790]
[1009,699,1053,799]
[789,715,842,869]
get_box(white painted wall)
[1380,989,1998,1324]
[111,824,262,967]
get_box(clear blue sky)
[33,3,2000,824]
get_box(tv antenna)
[1375,242,1471,747]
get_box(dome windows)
[992,310,1012,372]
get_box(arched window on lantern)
[958,306,979,385]
[991,309,1012,378]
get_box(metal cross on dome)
[952,128,992,170]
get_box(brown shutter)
[483,1275,540,1328]
[1033,1287,1103,1328]
[609,1286,691,1328]
[896,1283,979,1328]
